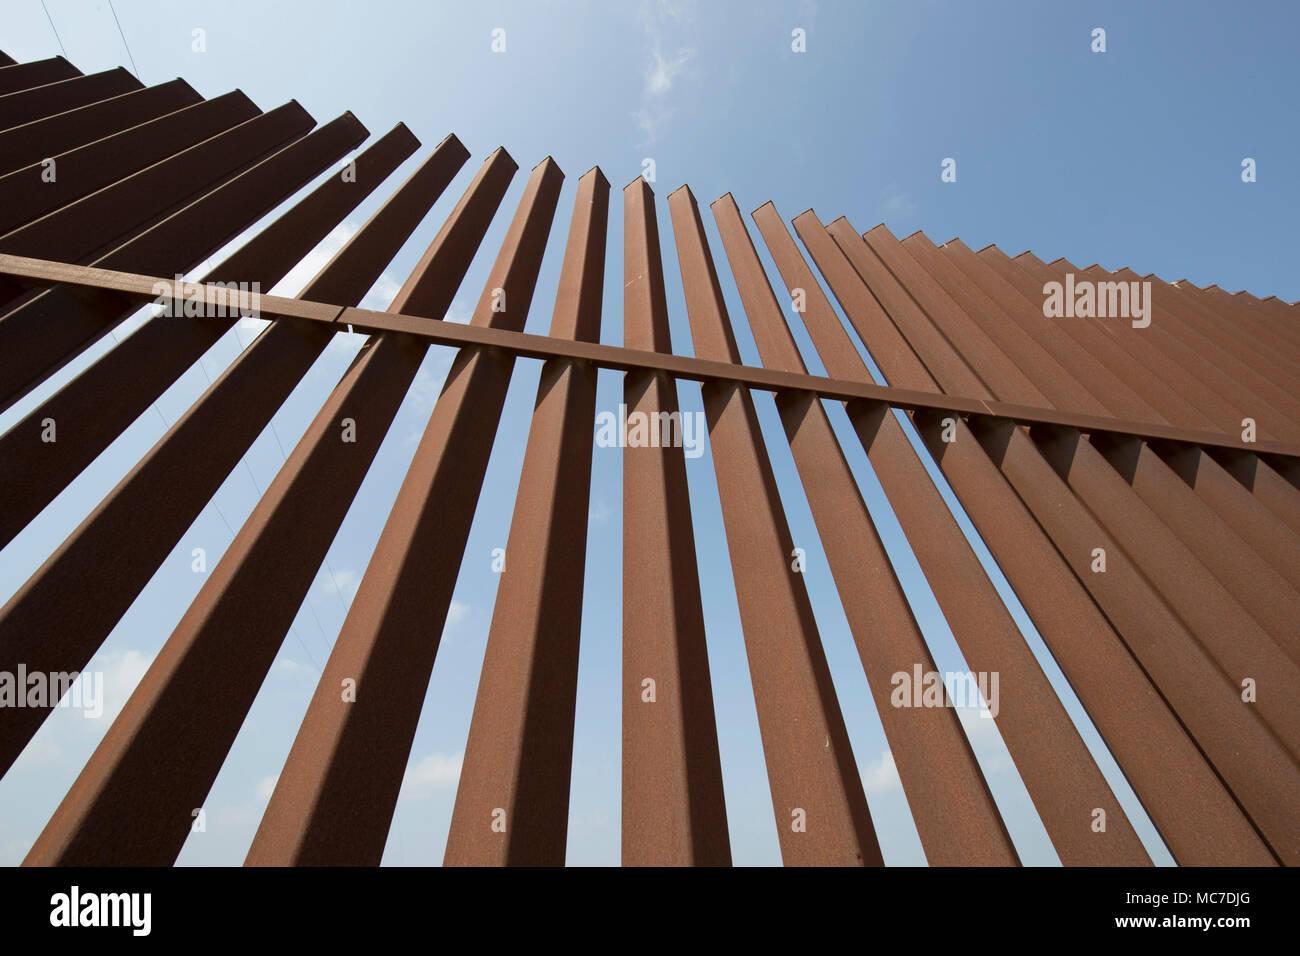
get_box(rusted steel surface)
[0,132,463,792]
[799,215,1297,860]
[668,186,882,866]
[17,135,470,868]
[0,116,376,548]
[0,57,80,95]
[837,224,1300,749]
[931,237,1300,596]
[720,195,1016,866]
[0,79,203,176]
[894,231,1300,660]
[247,154,560,866]
[619,179,730,867]
[6,254,1294,459]
[2,51,1295,869]
[785,211,1150,865]
[0,91,262,234]
[0,101,326,405]
[785,212,1277,865]
[0,67,142,130]
[445,167,610,866]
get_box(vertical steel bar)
[0,91,261,233]
[247,155,561,866]
[444,167,610,866]
[785,212,1151,865]
[715,195,1017,865]
[21,139,493,867]
[0,58,80,95]
[897,232,1300,657]
[0,134,466,785]
[0,80,203,176]
[835,221,1300,749]
[794,212,1298,860]
[935,238,1300,595]
[0,115,380,549]
[667,186,882,866]
[0,67,142,130]
[619,178,731,867]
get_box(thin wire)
[235,319,353,618]
[147,399,321,671]
[39,0,68,58]
[106,0,141,79]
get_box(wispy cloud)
[399,750,464,799]
[646,47,692,95]
[861,748,901,794]
[633,1,696,144]
[882,186,917,220]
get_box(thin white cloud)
[318,566,361,604]
[447,600,470,626]
[646,47,693,95]
[255,773,279,803]
[882,187,917,220]
[274,656,319,679]
[862,748,901,794]
[633,1,696,144]
[399,750,464,799]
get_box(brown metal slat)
[444,167,610,866]
[1201,285,1300,350]
[0,67,142,131]
[1150,272,1300,396]
[667,186,882,867]
[0,127,453,784]
[0,99,310,272]
[790,214,1300,858]
[1099,262,1300,408]
[20,140,499,867]
[836,221,1300,757]
[247,155,561,866]
[1194,286,1300,358]
[782,211,1151,865]
[1070,261,1296,441]
[0,90,262,234]
[715,195,1017,865]
[0,51,16,67]
[933,238,1300,598]
[0,80,203,176]
[0,57,80,95]
[619,179,731,867]
[897,233,1300,660]
[997,249,1300,540]
[828,219,1156,865]
[0,106,346,413]
[1004,251,1215,429]
[0,117,379,552]
[788,211,1280,865]
[4,252,1294,460]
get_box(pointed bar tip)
[579,164,609,187]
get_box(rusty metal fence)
[1,54,1297,867]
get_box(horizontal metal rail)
[2,252,1292,460]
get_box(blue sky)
[1,0,1295,866]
